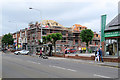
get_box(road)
[2,52,119,78]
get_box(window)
[95,41,98,45]
[75,40,78,44]
[68,33,73,36]
[96,34,98,37]
[62,31,66,35]
[105,39,118,56]
[42,30,47,35]
[56,23,58,25]
[61,38,66,42]
[90,41,92,44]
[79,27,81,30]
[50,30,52,33]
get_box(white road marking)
[93,74,111,78]
[67,69,77,72]
[49,65,77,72]
[38,63,41,64]
[27,60,41,64]
[49,65,66,70]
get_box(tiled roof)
[105,14,120,31]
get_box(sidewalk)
[5,52,120,68]
[48,57,120,68]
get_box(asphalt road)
[2,52,119,78]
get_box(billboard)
[101,15,107,42]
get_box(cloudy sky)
[0,0,119,36]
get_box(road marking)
[67,69,77,72]
[37,63,41,64]
[27,61,41,64]
[49,65,66,70]
[93,74,111,78]
[49,65,77,72]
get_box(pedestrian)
[99,48,104,62]
[95,48,99,62]
[39,49,42,57]
[65,47,67,54]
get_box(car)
[52,49,60,54]
[14,50,29,55]
[67,49,77,53]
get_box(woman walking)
[95,48,99,62]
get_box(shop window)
[105,39,117,56]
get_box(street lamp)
[29,7,43,43]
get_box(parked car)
[14,50,29,55]
[52,49,60,54]
[67,49,77,53]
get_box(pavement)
[2,53,119,78]
[28,53,120,68]
[48,57,120,68]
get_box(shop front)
[104,31,120,57]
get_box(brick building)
[12,20,100,54]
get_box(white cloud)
[1,0,119,35]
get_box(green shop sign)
[104,31,120,37]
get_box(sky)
[0,0,119,36]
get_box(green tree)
[42,36,47,44]
[43,33,62,55]
[80,29,94,52]
[1,33,14,48]
[51,33,62,54]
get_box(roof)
[105,14,120,31]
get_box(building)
[27,20,70,53]
[12,20,100,54]
[0,36,2,49]
[12,28,27,50]
[104,14,120,57]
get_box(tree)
[43,33,62,55]
[1,33,14,49]
[42,36,47,44]
[51,33,62,54]
[80,29,94,52]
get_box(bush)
[88,49,92,53]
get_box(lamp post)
[29,7,43,43]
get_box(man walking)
[99,48,104,62]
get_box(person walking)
[39,49,42,57]
[99,48,104,62]
[95,48,99,62]
[65,47,67,54]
